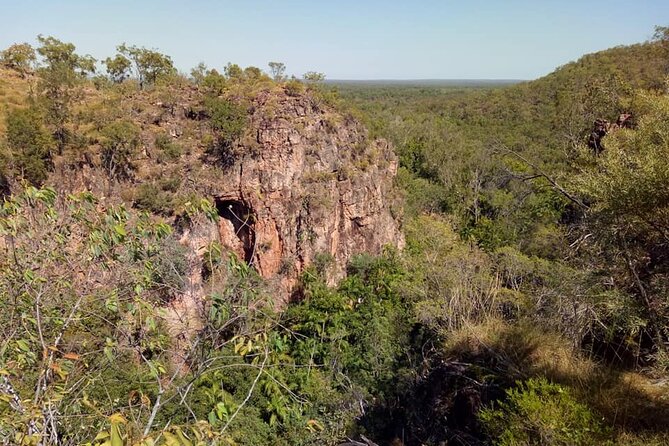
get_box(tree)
[103,53,132,83]
[5,105,53,185]
[117,43,176,89]
[574,89,669,358]
[201,68,227,96]
[652,25,669,43]
[190,61,208,84]
[36,35,96,152]
[36,35,94,73]
[243,65,264,81]
[205,97,247,167]
[303,71,326,83]
[0,186,178,444]
[0,42,36,77]
[0,187,282,444]
[268,61,286,81]
[224,62,243,80]
[652,25,669,75]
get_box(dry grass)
[445,319,669,444]
[0,68,32,134]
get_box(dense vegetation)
[1,27,669,445]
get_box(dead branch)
[495,145,589,210]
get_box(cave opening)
[215,198,256,264]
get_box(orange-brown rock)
[14,77,404,303]
[196,89,404,298]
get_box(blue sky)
[0,0,667,79]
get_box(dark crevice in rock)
[215,198,256,264]
[0,172,10,199]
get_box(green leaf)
[16,339,30,352]
[113,224,126,237]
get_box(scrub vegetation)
[1,27,669,445]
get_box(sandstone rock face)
[31,81,403,303]
[203,90,404,298]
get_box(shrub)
[133,182,175,216]
[405,215,501,332]
[100,119,140,180]
[5,105,53,185]
[479,377,611,446]
[151,236,189,300]
[284,79,304,97]
[204,97,247,167]
[154,132,182,161]
[200,69,227,96]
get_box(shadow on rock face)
[215,198,256,264]
[0,172,9,199]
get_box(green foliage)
[150,236,188,300]
[5,105,53,185]
[204,97,247,167]
[206,98,247,136]
[303,71,326,83]
[36,35,96,152]
[286,252,409,399]
[243,66,265,82]
[405,215,502,332]
[37,35,95,75]
[0,42,36,77]
[177,251,414,444]
[100,119,140,180]
[480,377,610,446]
[284,78,305,97]
[117,44,176,89]
[268,61,286,81]
[224,63,243,80]
[103,53,132,83]
[189,62,208,84]
[199,68,227,96]
[573,89,669,357]
[576,90,669,235]
[133,180,179,216]
[0,28,667,446]
[154,133,182,161]
[0,186,176,444]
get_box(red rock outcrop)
[588,113,634,154]
[185,89,403,300]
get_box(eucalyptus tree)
[35,35,96,153]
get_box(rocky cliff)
[182,88,404,299]
[1,69,404,302]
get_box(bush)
[204,97,247,167]
[154,132,182,161]
[151,236,188,300]
[133,182,176,216]
[284,79,304,97]
[100,119,140,180]
[5,105,53,185]
[480,377,610,446]
[405,215,502,332]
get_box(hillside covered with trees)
[1,26,669,446]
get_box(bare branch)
[495,145,589,209]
